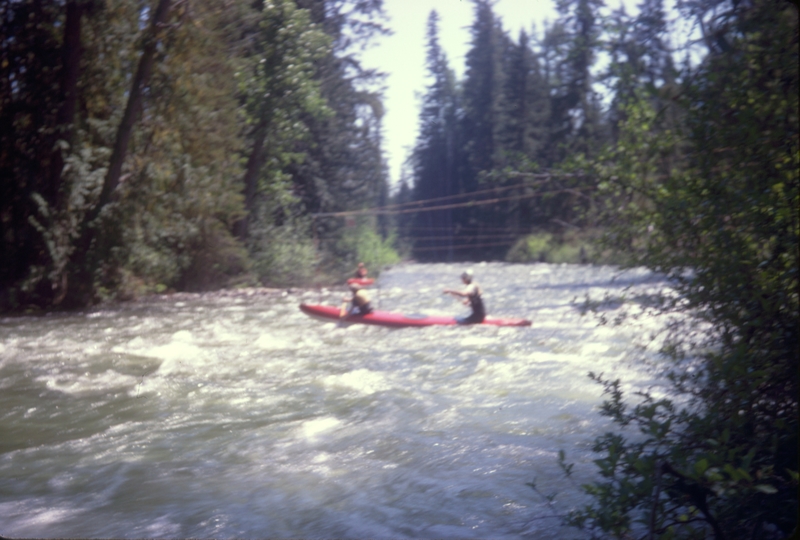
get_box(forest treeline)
[404,0,798,266]
[1,0,798,536]
[1,0,393,310]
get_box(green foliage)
[563,0,799,537]
[287,0,390,253]
[506,233,553,262]
[335,220,401,277]
[249,219,318,288]
[0,0,390,309]
[105,0,248,297]
[547,243,584,265]
[506,229,611,264]
[236,0,332,231]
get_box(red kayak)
[346,278,375,286]
[299,304,531,328]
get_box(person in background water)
[355,262,368,279]
[443,269,486,324]
[341,282,373,317]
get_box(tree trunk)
[235,122,268,240]
[91,0,172,219]
[63,0,172,308]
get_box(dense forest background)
[1,0,796,305]
[1,0,797,537]
[1,0,394,310]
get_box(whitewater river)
[0,263,674,538]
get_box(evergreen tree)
[602,5,638,134]
[392,165,414,256]
[461,0,506,183]
[411,10,460,261]
[496,29,550,234]
[290,0,390,274]
[548,0,605,162]
[524,0,606,233]
[457,0,512,259]
[632,0,675,89]
[500,30,548,161]
[603,0,676,139]
[537,19,572,167]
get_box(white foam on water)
[581,342,611,355]
[40,369,139,395]
[171,329,193,342]
[150,342,204,369]
[459,335,495,347]
[301,416,343,441]
[322,368,390,395]
[142,515,182,537]
[529,265,554,276]
[255,333,295,349]
[0,500,86,534]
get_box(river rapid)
[0,262,674,538]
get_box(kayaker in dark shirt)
[354,262,368,279]
[341,282,373,317]
[443,269,486,324]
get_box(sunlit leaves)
[566,0,798,537]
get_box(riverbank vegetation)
[1,0,797,535]
[1,0,392,310]
[544,1,797,537]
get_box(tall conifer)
[411,10,460,260]
[457,0,511,258]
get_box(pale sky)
[359,0,679,190]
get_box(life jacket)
[352,289,373,314]
[467,287,486,318]
[353,289,370,306]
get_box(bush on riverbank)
[320,221,401,281]
[553,3,799,536]
[505,229,622,265]
[248,220,318,288]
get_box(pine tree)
[410,10,461,261]
[461,0,506,184]
[534,0,606,231]
[456,0,513,259]
[632,0,675,89]
[551,0,605,160]
[501,30,548,161]
[497,29,551,234]
[603,0,676,138]
[290,0,391,273]
[538,19,572,167]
